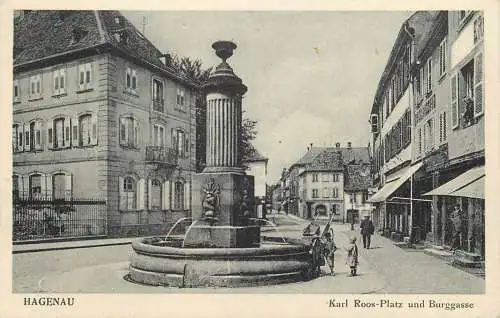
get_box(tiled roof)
[304,149,344,172]
[14,10,190,84]
[345,164,372,191]
[292,147,324,166]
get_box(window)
[425,118,434,152]
[322,173,331,182]
[13,80,20,102]
[312,173,319,182]
[332,188,339,198]
[176,87,185,106]
[77,114,97,147]
[174,181,184,210]
[312,189,319,198]
[120,116,139,148]
[122,177,137,210]
[29,75,42,99]
[29,174,42,197]
[474,52,484,117]
[153,124,165,147]
[172,129,188,158]
[152,79,164,112]
[150,179,162,210]
[323,188,330,198]
[49,117,71,149]
[13,175,19,200]
[333,174,339,182]
[125,67,137,93]
[12,124,21,152]
[78,63,92,91]
[53,173,67,199]
[439,39,447,77]
[52,67,66,95]
[370,114,379,133]
[426,58,432,93]
[21,121,42,151]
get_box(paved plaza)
[12,213,484,294]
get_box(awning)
[423,166,484,199]
[368,162,423,203]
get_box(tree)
[170,54,258,172]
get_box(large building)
[368,11,484,261]
[13,11,197,237]
[368,12,440,241]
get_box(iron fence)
[13,192,106,242]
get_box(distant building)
[344,164,373,223]
[243,149,269,218]
[285,142,371,221]
[12,11,197,237]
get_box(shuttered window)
[474,52,484,117]
[451,73,459,129]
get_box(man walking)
[360,215,375,249]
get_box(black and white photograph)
[4,5,499,317]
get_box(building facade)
[369,11,485,257]
[13,11,197,237]
[243,150,269,218]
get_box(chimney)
[307,146,310,152]
[114,16,125,27]
[335,142,340,148]
[347,142,352,148]
[309,143,313,149]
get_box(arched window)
[29,174,42,198]
[121,176,137,210]
[151,179,162,210]
[53,173,66,199]
[174,181,184,210]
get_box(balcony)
[145,146,178,166]
[415,94,436,123]
[152,99,164,113]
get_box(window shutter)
[91,113,98,145]
[171,129,178,152]
[16,176,23,198]
[24,123,31,151]
[85,63,92,85]
[451,73,459,129]
[184,134,189,156]
[64,116,72,148]
[34,121,42,150]
[162,181,170,210]
[78,64,85,91]
[72,116,79,147]
[59,68,66,94]
[474,52,484,117]
[65,174,72,200]
[184,181,190,210]
[137,178,145,210]
[22,176,29,198]
[46,174,53,199]
[47,122,54,149]
[132,70,137,90]
[148,179,152,210]
[53,69,59,94]
[40,174,47,199]
[119,117,126,145]
[119,177,126,210]
[133,119,139,146]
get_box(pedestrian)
[345,236,359,277]
[360,215,375,249]
[322,231,337,276]
[309,236,324,278]
[450,205,463,251]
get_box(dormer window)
[13,80,20,103]
[370,114,379,133]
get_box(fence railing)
[145,146,178,166]
[13,193,106,242]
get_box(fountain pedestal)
[186,172,260,248]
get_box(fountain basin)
[129,237,313,288]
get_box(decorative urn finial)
[212,41,237,63]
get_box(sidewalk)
[341,229,485,294]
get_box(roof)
[242,148,269,163]
[371,11,441,115]
[304,149,343,172]
[13,10,194,86]
[344,164,372,191]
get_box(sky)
[123,11,412,183]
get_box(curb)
[12,239,139,254]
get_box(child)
[323,231,337,276]
[345,236,359,277]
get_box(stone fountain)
[128,41,313,288]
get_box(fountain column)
[189,41,258,248]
